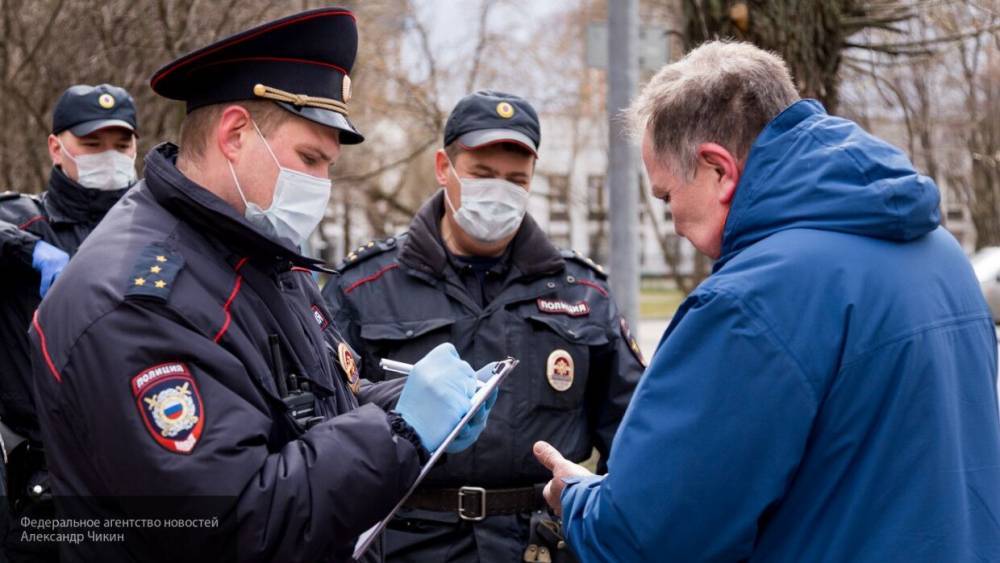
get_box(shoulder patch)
[620,317,647,368]
[0,191,43,225]
[131,362,204,454]
[560,249,607,279]
[125,243,185,302]
[338,234,403,271]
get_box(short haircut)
[179,100,294,160]
[628,40,800,179]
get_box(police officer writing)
[28,9,494,563]
[0,83,138,560]
[323,91,642,563]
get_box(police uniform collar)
[142,143,329,271]
[398,189,563,279]
[446,238,514,281]
[44,165,128,224]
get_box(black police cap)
[149,7,363,144]
[444,91,540,155]
[51,84,137,137]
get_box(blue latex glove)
[396,343,477,452]
[31,240,69,298]
[446,362,500,453]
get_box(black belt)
[403,485,546,521]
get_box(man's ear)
[126,134,139,158]
[216,105,253,163]
[698,142,741,204]
[47,134,63,167]
[434,149,451,187]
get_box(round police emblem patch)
[338,342,361,394]
[546,350,574,392]
[150,385,198,437]
[98,93,116,109]
[131,362,204,454]
[496,101,514,118]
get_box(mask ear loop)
[251,120,282,168]
[56,139,78,164]
[229,120,281,212]
[227,160,252,210]
[442,155,463,215]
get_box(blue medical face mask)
[443,158,529,243]
[227,121,332,246]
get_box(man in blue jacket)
[534,40,1000,562]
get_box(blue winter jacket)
[561,100,1000,562]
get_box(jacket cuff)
[387,410,430,464]
[9,230,39,266]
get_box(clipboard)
[352,357,519,560]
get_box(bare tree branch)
[332,136,436,183]
[847,21,1000,52]
[464,0,497,92]
[10,0,65,80]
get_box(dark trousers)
[4,443,56,563]
[384,508,531,563]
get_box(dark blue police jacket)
[0,168,127,440]
[28,143,421,563]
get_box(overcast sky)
[408,0,575,108]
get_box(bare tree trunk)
[681,0,916,113]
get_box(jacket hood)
[718,99,940,269]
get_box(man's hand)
[395,343,477,452]
[446,362,500,453]
[31,240,69,298]
[533,440,594,516]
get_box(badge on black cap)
[51,84,138,137]
[149,7,364,144]
[444,90,540,155]
[496,102,514,119]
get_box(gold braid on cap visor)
[252,83,349,116]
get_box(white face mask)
[444,160,529,243]
[228,121,332,247]
[59,140,137,191]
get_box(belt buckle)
[458,486,487,521]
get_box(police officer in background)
[0,83,138,561]
[28,9,493,562]
[323,91,643,562]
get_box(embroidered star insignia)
[126,243,184,303]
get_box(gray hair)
[627,40,799,179]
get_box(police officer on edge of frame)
[0,83,139,561]
[27,8,497,562]
[323,91,644,563]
